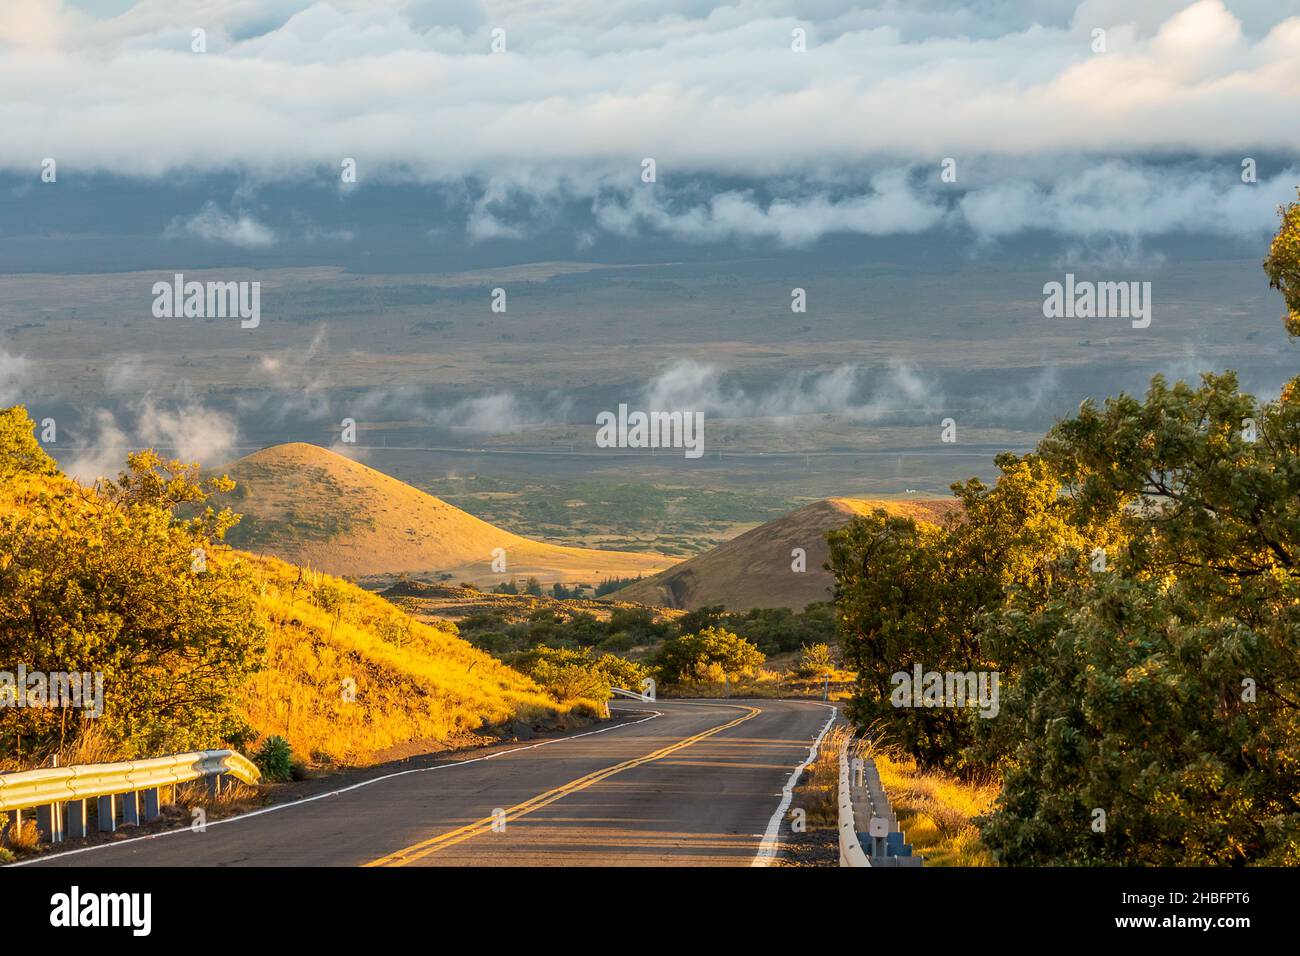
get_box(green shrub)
[254,735,294,782]
[656,627,765,686]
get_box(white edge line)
[11,707,663,867]
[751,702,838,867]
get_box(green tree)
[0,409,265,761]
[795,642,836,678]
[0,405,58,480]
[656,627,765,685]
[607,606,669,645]
[1264,187,1300,336]
[828,453,1109,771]
[509,646,649,702]
[980,372,1300,865]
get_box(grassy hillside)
[219,442,676,586]
[0,412,588,772]
[613,497,960,611]
[236,554,582,767]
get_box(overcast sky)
[2,0,1298,250]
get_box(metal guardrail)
[849,747,923,867]
[609,686,654,702]
[838,738,924,868]
[837,740,871,867]
[0,750,260,845]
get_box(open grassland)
[415,475,796,555]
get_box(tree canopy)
[827,197,1300,864]
[0,412,264,762]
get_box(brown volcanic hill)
[611,497,959,612]
[218,443,675,585]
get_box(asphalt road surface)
[26,699,836,867]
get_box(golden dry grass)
[799,723,854,825]
[221,442,676,585]
[3,816,41,851]
[0,464,592,776]
[233,552,584,767]
[859,739,998,867]
[174,779,262,813]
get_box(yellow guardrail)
[0,750,260,813]
[0,750,260,844]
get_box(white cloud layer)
[2,0,1297,177]
[0,350,32,405]
[2,1,1297,247]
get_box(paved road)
[27,699,836,867]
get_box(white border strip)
[752,702,837,867]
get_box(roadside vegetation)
[506,646,650,703]
[393,578,852,700]
[0,417,588,778]
[779,723,853,867]
[829,195,1300,866]
[859,738,997,867]
[433,590,841,689]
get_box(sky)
[0,0,1297,258]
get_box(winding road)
[25,699,836,867]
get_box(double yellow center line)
[364,705,759,866]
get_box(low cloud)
[595,169,945,247]
[164,202,277,248]
[958,162,1300,242]
[64,399,238,485]
[237,328,333,422]
[62,408,133,485]
[642,359,945,422]
[0,349,31,404]
[431,392,531,433]
[103,353,145,393]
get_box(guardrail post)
[3,808,20,846]
[66,799,88,839]
[141,787,161,821]
[122,790,140,826]
[206,773,221,799]
[97,794,116,833]
[35,803,64,843]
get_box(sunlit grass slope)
[235,553,582,767]
[220,442,674,585]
